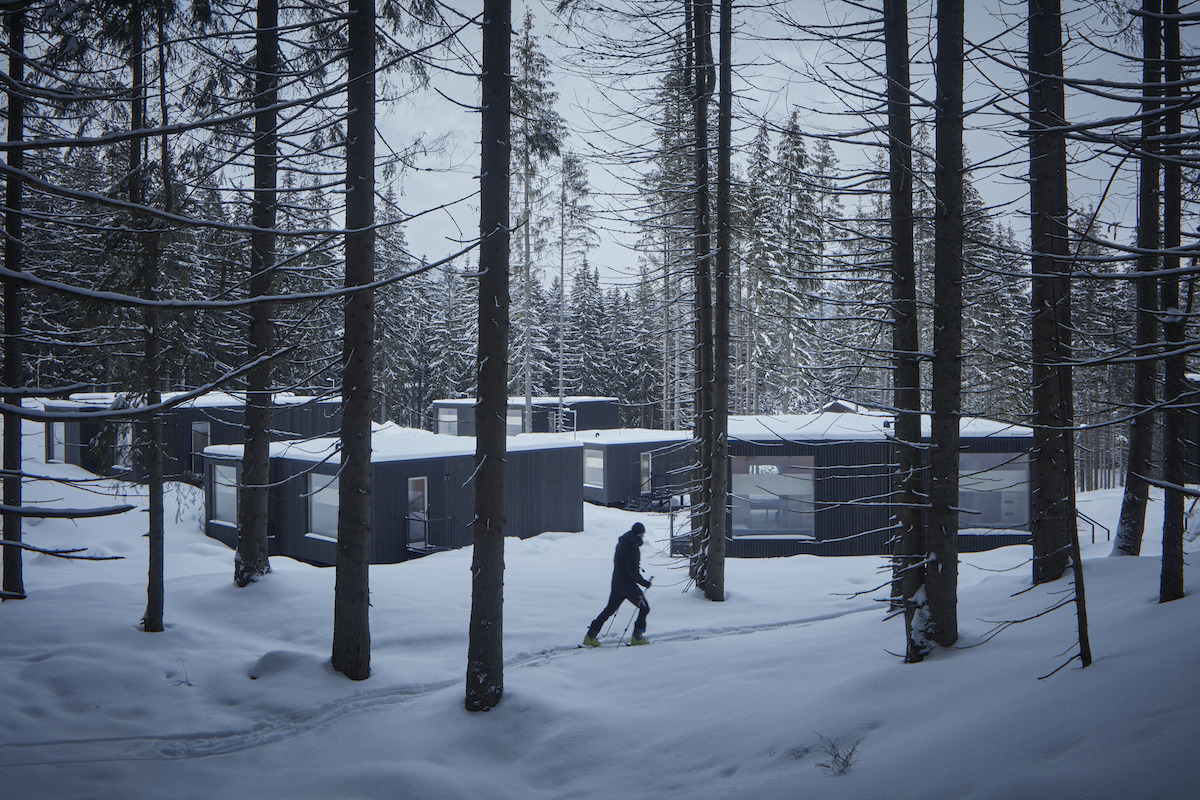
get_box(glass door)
[408,476,428,549]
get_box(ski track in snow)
[0,602,877,768]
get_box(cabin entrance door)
[408,477,428,549]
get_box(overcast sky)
[380,0,1147,288]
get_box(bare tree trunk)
[1029,0,1090,666]
[522,154,533,432]
[1160,0,1184,603]
[884,0,925,662]
[689,0,715,587]
[1028,0,1075,585]
[128,2,165,635]
[927,0,964,648]
[2,5,24,600]
[466,0,511,712]
[1113,0,1161,557]
[332,0,375,681]
[236,0,279,588]
[704,0,732,602]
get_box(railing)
[1077,510,1111,544]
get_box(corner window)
[437,407,458,436]
[309,473,340,539]
[506,409,524,436]
[213,463,239,524]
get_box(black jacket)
[611,529,651,593]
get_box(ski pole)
[619,578,653,642]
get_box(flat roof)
[537,428,693,446]
[728,411,1033,442]
[43,391,335,410]
[205,422,583,464]
[431,396,617,407]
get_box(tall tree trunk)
[1113,0,1161,557]
[1028,0,1075,585]
[2,5,24,600]
[236,0,280,588]
[522,153,533,431]
[927,0,964,648]
[704,0,731,602]
[129,2,166,635]
[1159,0,1184,603]
[884,0,925,661]
[332,0,376,681]
[1029,0,1089,666]
[689,0,715,587]
[466,0,511,712]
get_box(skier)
[583,522,652,646]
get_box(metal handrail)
[1077,510,1111,544]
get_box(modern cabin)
[431,396,621,437]
[42,392,341,483]
[669,410,1033,557]
[202,424,584,566]
[539,428,694,509]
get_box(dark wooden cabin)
[432,396,620,437]
[669,410,1033,558]
[43,392,341,483]
[543,428,694,509]
[203,424,584,566]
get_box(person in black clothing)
[583,522,652,646]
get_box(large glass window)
[213,463,238,524]
[506,409,524,436]
[309,473,340,538]
[731,455,815,536]
[584,447,605,489]
[959,452,1030,529]
[437,407,458,436]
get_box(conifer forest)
[1,0,1197,709]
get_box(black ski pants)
[587,586,649,638]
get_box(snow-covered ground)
[2,419,1198,800]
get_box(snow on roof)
[205,422,583,464]
[535,428,693,446]
[431,396,617,407]
[728,411,1032,442]
[47,391,334,410]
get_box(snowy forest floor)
[1,423,1198,800]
